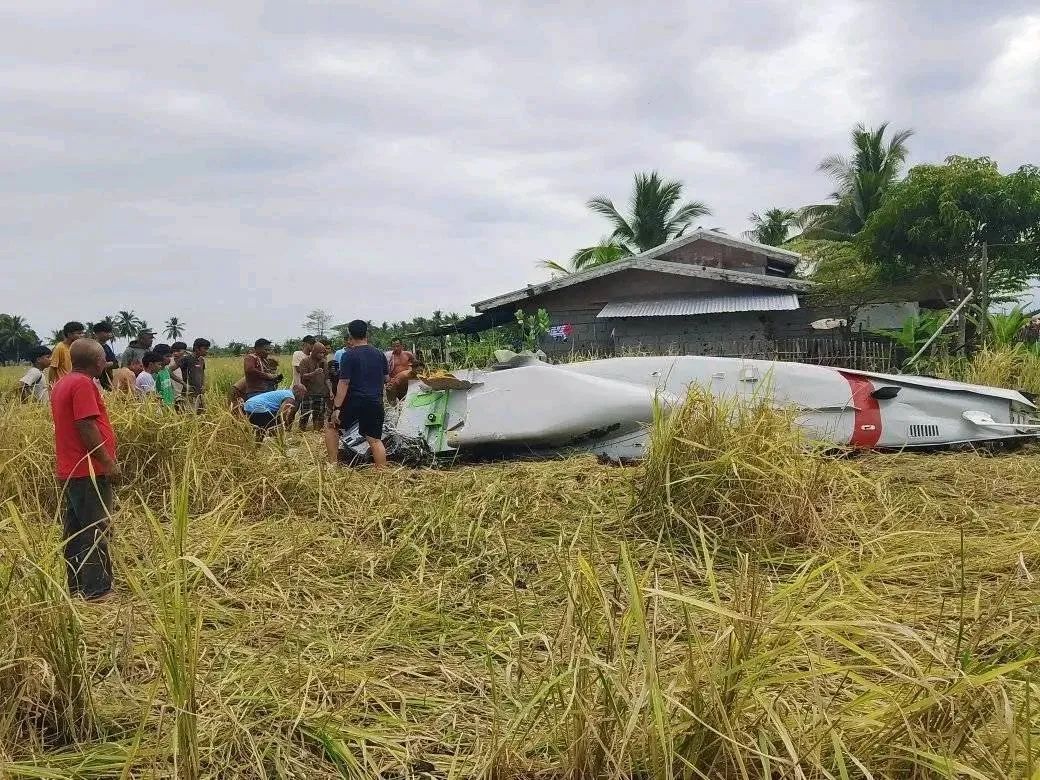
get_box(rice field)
[1,354,1039,778]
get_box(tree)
[225,341,247,356]
[540,240,632,276]
[744,209,801,246]
[115,310,143,340]
[49,328,65,345]
[301,309,334,336]
[858,157,1040,301]
[0,314,40,361]
[801,122,914,241]
[586,171,711,254]
[164,316,186,340]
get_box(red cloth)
[51,372,117,479]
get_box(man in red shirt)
[50,338,120,601]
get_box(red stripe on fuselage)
[839,372,882,448]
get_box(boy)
[168,341,187,400]
[19,345,52,403]
[152,344,176,407]
[242,384,307,440]
[179,338,210,413]
[326,320,388,468]
[135,351,163,398]
[297,341,330,430]
[48,321,85,387]
[51,338,119,601]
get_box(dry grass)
[1,354,1039,778]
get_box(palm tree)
[541,240,632,275]
[115,310,143,341]
[744,209,801,246]
[587,171,711,254]
[0,314,39,360]
[50,328,65,345]
[801,122,914,241]
[164,316,185,340]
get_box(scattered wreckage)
[338,353,1040,465]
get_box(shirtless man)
[385,339,415,403]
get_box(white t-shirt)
[292,350,308,381]
[19,366,48,402]
[135,370,157,396]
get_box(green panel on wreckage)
[407,389,454,453]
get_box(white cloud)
[0,0,1035,342]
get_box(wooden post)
[977,242,989,347]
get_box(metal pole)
[904,289,975,368]
[977,242,989,346]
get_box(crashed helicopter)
[338,352,1040,464]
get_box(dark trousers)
[62,476,114,599]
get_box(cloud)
[0,0,1036,342]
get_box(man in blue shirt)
[326,320,388,468]
[243,384,307,440]
[91,320,118,391]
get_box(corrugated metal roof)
[597,292,800,318]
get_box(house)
[469,230,831,355]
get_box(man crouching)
[242,384,307,441]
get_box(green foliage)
[744,208,800,246]
[801,122,914,241]
[874,310,949,353]
[114,310,144,340]
[587,170,711,254]
[859,157,1040,297]
[541,240,631,275]
[0,314,41,362]
[515,308,551,350]
[163,316,186,340]
[984,307,1035,347]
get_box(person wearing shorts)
[242,385,306,441]
[326,319,388,468]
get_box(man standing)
[292,335,316,384]
[297,341,330,430]
[48,321,85,387]
[326,320,388,468]
[92,320,118,391]
[50,339,119,601]
[120,328,154,368]
[179,338,210,413]
[243,338,282,400]
[385,338,415,403]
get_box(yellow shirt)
[47,341,72,386]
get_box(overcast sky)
[2,1,1038,343]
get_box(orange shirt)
[47,341,72,386]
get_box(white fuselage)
[384,356,1040,462]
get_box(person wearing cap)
[119,328,154,368]
[48,321,85,387]
[20,345,53,403]
[242,338,282,400]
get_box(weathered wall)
[657,238,767,274]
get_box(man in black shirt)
[326,320,388,468]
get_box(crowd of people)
[20,318,416,602]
